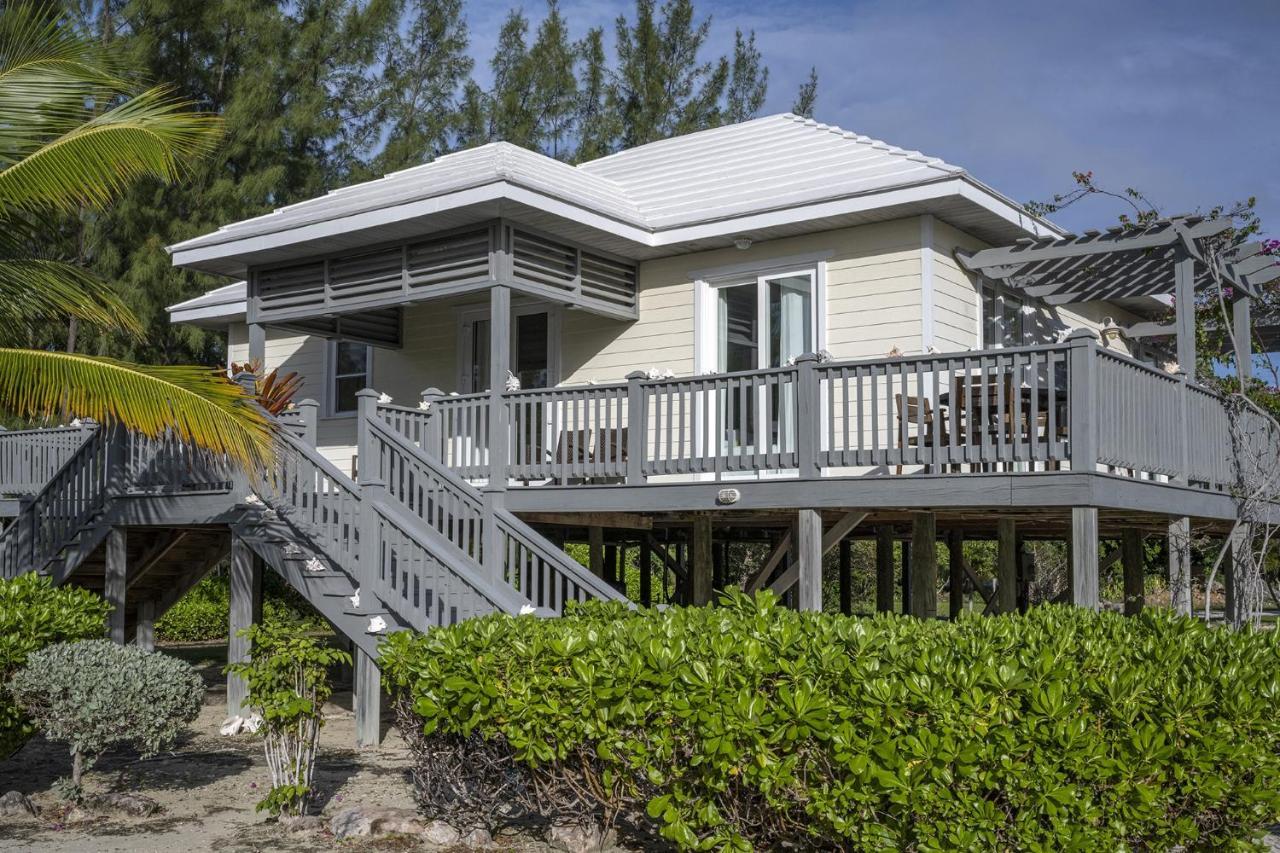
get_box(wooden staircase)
[0,406,626,659]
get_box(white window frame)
[691,252,829,375]
[325,339,372,418]
[455,301,562,393]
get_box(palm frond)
[0,86,223,212]
[0,4,126,160]
[0,349,274,469]
[0,259,144,341]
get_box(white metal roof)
[167,113,1059,277]
[166,281,247,326]
[578,114,964,229]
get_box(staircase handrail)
[0,425,108,579]
[366,411,628,606]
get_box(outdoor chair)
[894,394,949,474]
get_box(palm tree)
[0,4,271,467]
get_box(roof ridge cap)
[778,113,964,174]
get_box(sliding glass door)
[713,270,815,457]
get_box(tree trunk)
[72,748,84,788]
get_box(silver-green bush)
[9,639,205,789]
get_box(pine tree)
[572,27,618,162]
[527,0,577,159]
[368,0,473,173]
[792,66,819,118]
[725,29,767,124]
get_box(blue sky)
[463,0,1278,237]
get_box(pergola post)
[1121,528,1145,616]
[875,526,894,613]
[1168,517,1192,616]
[1233,293,1253,382]
[1070,507,1099,609]
[996,519,1017,614]
[796,509,823,612]
[1174,254,1196,375]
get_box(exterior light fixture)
[733,236,752,250]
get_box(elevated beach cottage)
[2,115,1274,745]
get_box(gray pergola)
[956,215,1279,379]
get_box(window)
[458,306,558,393]
[329,340,370,415]
[982,282,1030,348]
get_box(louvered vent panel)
[256,261,326,314]
[328,246,403,300]
[405,229,491,292]
[278,308,401,347]
[580,251,637,310]
[511,230,576,293]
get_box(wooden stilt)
[909,512,937,619]
[948,530,964,619]
[639,537,652,606]
[900,539,912,615]
[354,647,381,749]
[1168,517,1192,616]
[691,516,713,605]
[105,528,127,645]
[1071,507,1100,609]
[1121,528,1145,616]
[228,535,262,718]
[135,600,155,651]
[588,526,605,578]
[875,526,894,613]
[839,538,852,615]
[997,518,1017,614]
[796,509,823,612]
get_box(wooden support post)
[691,516,714,605]
[1121,528,1145,616]
[875,526,894,613]
[796,509,823,612]
[1226,525,1250,627]
[105,528,127,644]
[604,544,618,585]
[839,538,852,616]
[248,322,266,366]
[909,512,937,619]
[1175,254,1197,376]
[639,537,652,606]
[588,526,605,578]
[948,531,965,620]
[228,535,262,718]
[997,518,1017,614]
[295,398,319,447]
[1233,294,1253,383]
[135,600,155,651]
[354,647,381,749]
[899,539,912,615]
[1168,517,1192,616]
[1071,507,1099,609]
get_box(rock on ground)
[0,790,37,817]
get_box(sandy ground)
[0,645,430,853]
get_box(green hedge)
[381,592,1280,851]
[156,571,328,642]
[0,575,110,758]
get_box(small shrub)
[9,639,204,790]
[225,622,350,816]
[382,592,1280,851]
[0,575,110,757]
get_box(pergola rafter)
[957,215,1278,378]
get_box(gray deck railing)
[388,331,1270,493]
[0,423,96,495]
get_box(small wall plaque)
[716,488,741,505]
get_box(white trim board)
[920,214,935,353]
